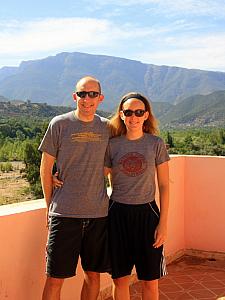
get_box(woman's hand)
[52,172,63,188]
[153,223,167,248]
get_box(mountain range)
[158,90,225,127]
[0,52,225,113]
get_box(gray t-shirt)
[39,111,110,218]
[105,133,170,204]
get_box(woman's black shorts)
[108,200,167,281]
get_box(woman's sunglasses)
[76,91,100,98]
[122,109,146,117]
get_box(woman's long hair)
[110,92,159,137]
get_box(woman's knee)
[113,276,130,288]
[142,279,158,292]
[84,271,100,284]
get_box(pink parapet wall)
[0,155,224,300]
[184,156,225,252]
[163,156,186,258]
[0,201,112,300]
[0,207,47,300]
[164,155,225,256]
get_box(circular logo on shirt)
[119,152,147,177]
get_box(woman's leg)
[141,279,159,300]
[81,271,100,300]
[113,275,130,300]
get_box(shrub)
[0,162,13,172]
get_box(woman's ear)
[119,110,125,121]
[144,111,149,120]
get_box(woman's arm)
[153,161,169,248]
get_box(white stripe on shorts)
[160,249,168,277]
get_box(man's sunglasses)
[122,109,146,117]
[76,91,100,98]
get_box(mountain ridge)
[0,51,225,111]
[159,90,225,127]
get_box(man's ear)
[73,92,77,102]
[98,94,104,103]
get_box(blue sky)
[1,0,225,72]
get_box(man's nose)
[83,95,90,101]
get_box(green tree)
[218,129,225,144]
[0,124,12,138]
[23,141,43,198]
[165,131,174,148]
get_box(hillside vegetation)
[1,90,225,127]
[158,90,225,128]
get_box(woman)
[104,92,170,300]
[52,92,169,299]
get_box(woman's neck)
[125,130,144,140]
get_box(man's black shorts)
[46,216,111,278]
[108,200,167,281]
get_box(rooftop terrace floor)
[106,255,225,300]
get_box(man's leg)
[141,279,159,300]
[42,277,64,300]
[80,271,100,300]
[43,217,82,300]
[112,276,130,300]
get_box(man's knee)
[45,276,64,289]
[42,277,64,299]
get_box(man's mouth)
[82,104,93,108]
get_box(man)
[39,76,111,300]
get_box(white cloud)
[138,33,225,71]
[0,17,161,67]
[0,17,168,56]
[0,18,114,54]
[0,16,225,72]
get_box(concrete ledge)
[0,199,45,216]
[166,249,186,265]
[185,249,225,261]
[166,249,225,266]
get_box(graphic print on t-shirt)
[71,132,103,142]
[119,152,147,177]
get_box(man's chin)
[81,107,94,113]
[80,109,96,118]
